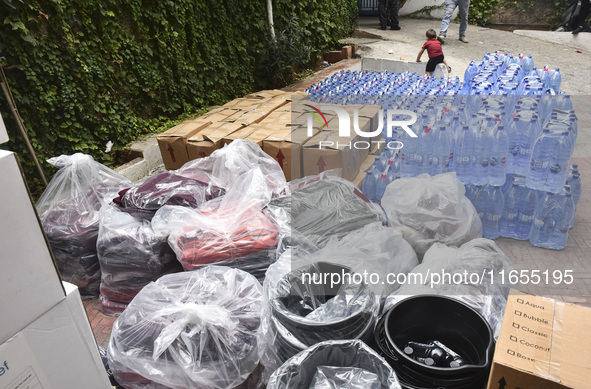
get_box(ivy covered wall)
[0,0,357,194]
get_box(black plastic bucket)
[269,262,378,361]
[267,339,399,388]
[374,295,495,389]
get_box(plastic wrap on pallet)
[107,267,263,389]
[36,153,131,297]
[380,172,482,259]
[385,238,513,339]
[267,340,402,389]
[268,176,385,248]
[259,223,417,382]
[152,168,282,281]
[97,205,183,315]
[113,170,224,220]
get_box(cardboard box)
[244,89,286,99]
[302,130,360,180]
[222,124,275,146]
[0,150,66,345]
[263,126,320,181]
[157,119,211,169]
[186,121,244,159]
[0,282,112,389]
[487,290,591,389]
[352,153,377,188]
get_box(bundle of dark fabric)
[97,206,183,315]
[113,170,224,221]
[36,154,131,297]
[107,267,263,389]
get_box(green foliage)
[0,0,357,197]
[500,0,573,28]
[468,0,501,26]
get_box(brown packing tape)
[157,119,211,170]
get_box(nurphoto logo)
[305,104,418,150]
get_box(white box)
[0,283,112,389]
[0,150,65,344]
[0,113,7,144]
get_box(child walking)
[416,29,451,76]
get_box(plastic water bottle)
[489,124,509,186]
[545,131,572,193]
[400,128,419,178]
[431,125,452,176]
[514,181,538,240]
[416,116,436,174]
[514,112,542,176]
[472,119,492,186]
[482,185,504,239]
[375,165,396,203]
[526,128,555,191]
[362,167,379,202]
[566,164,581,227]
[523,55,535,75]
[529,187,574,250]
[549,68,562,93]
[454,125,473,184]
[499,182,519,238]
[540,66,551,90]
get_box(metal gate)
[358,0,379,15]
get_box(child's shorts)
[426,54,445,72]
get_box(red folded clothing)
[176,210,279,269]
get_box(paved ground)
[84,16,591,350]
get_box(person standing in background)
[379,0,400,30]
[438,0,470,44]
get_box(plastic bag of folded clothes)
[108,267,263,389]
[113,169,224,221]
[152,168,282,282]
[36,154,131,297]
[385,238,513,339]
[268,175,385,248]
[180,138,287,196]
[380,172,482,259]
[97,205,183,315]
[259,224,417,381]
[267,340,402,389]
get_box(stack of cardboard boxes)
[157,91,383,183]
[0,115,111,388]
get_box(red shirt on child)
[422,39,443,58]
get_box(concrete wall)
[399,0,458,20]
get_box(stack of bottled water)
[307,52,580,249]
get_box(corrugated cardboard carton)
[302,130,360,180]
[157,119,211,169]
[186,121,244,159]
[487,290,591,389]
[263,126,320,181]
[222,124,275,146]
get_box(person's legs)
[439,0,459,37]
[389,0,400,29]
[459,0,470,38]
[378,0,388,29]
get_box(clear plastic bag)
[259,222,416,382]
[380,172,482,259]
[385,238,513,339]
[267,340,402,389]
[152,169,281,281]
[107,267,263,389]
[113,169,224,220]
[36,153,131,296]
[180,139,287,196]
[97,205,183,315]
[268,176,385,248]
